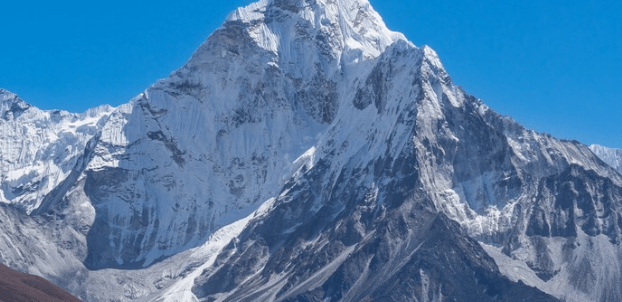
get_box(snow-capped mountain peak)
[60,0,412,270]
[36,0,414,272]
[186,0,407,80]
[224,0,405,56]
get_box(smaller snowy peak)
[1,88,115,121]
[1,89,31,121]
[0,90,114,212]
[590,144,622,174]
[0,89,22,105]
[81,103,116,119]
[0,88,14,97]
[0,88,15,98]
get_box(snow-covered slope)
[0,89,113,213]
[590,144,622,175]
[0,0,621,301]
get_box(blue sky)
[1,0,620,148]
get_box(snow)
[590,144,622,175]
[155,200,274,302]
[226,0,268,23]
[0,90,114,212]
[222,0,406,63]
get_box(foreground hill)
[0,262,81,302]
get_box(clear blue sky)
[1,0,620,148]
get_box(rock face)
[0,261,82,302]
[0,0,621,301]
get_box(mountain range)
[1,0,621,301]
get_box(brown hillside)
[0,263,81,302]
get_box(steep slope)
[591,144,622,175]
[0,261,82,302]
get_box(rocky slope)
[0,0,621,301]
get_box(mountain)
[0,0,621,301]
[0,262,82,302]
[590,144,622,175]
[1,89,113,213]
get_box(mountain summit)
[1,1,621,301]
[218,0,405,57]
